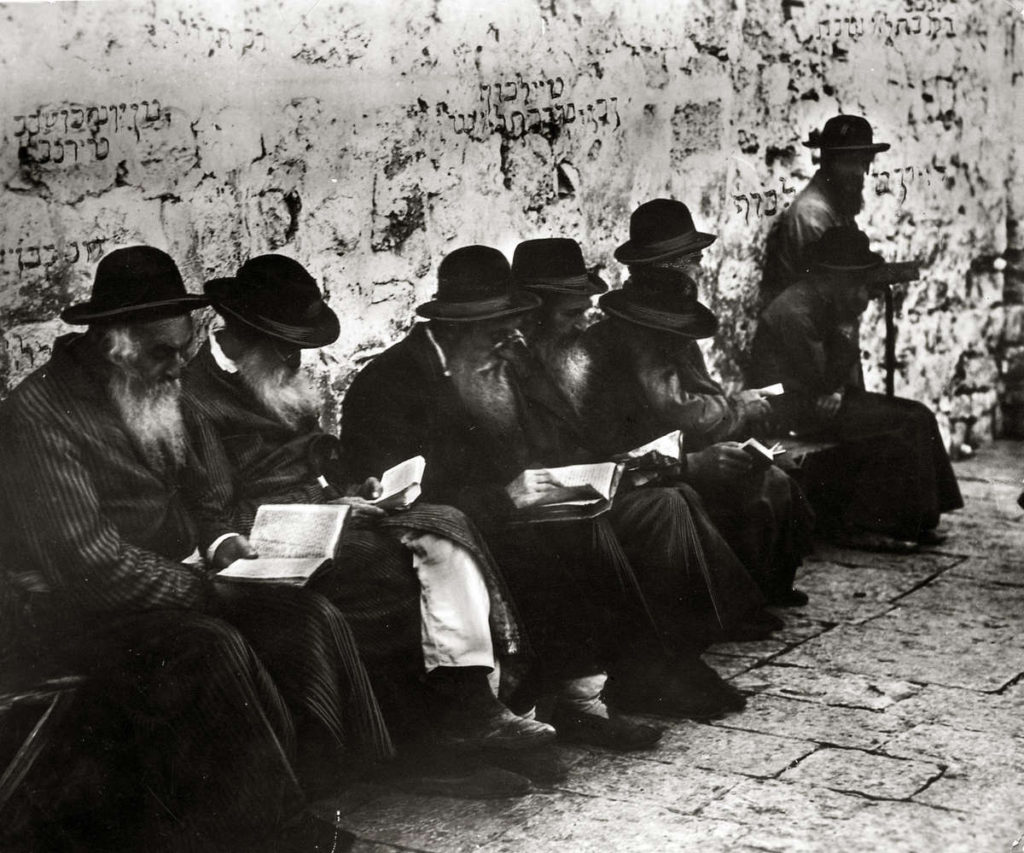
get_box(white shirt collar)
[208,328,239,374]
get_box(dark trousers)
[797,391,964,539]
[21,587,389,852]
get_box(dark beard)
[824,172,865,216]
[532,329,595,416]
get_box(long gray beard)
[108,372,187,470]
[534,334,595,416]
[235,348,319,429]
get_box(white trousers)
[400,532,495,673]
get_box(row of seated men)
[0,130,961,853]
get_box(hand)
[358,477,382,500]
[211,535,258,570]
[687,442,754,484]
[328,495,388,520]
[814,391,844,421]
[735,389,772,422]
[505,469,584,510]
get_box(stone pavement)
[318,441,1024,853]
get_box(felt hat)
[807,226,885,276]
[61,246,207,324]
[599,268,719,339]
[416,245,541,322]
[614,199,717,265]
[803,115,890,153]
[511,238,608,296]
[206,254,340,348]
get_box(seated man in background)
[182,254,557,792]
[0,247,386,853]
[343,245,763,729]
[750,226,963,549]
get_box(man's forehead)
[131,314,194,346]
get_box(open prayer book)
[372,455,426,511]
[217,503,349,585]
[513,461,625,524]
[615,430,683,468]
[740,438,787,469]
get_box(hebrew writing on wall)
[0,0,1021,446]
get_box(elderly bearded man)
[558,208,815,606]
[342,245,761,730]
[0,248,387,852]
[181,254,557,792]
[751,227,963,549]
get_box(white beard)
[533,333,595,416]
[108,371,187,470]
[234,346,319,429]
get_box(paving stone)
[642,720,817,777]
[764,613,835,644]
[553,752,744,812]
[793,561,936,624]
[779,746,942,799]
[476,793,749,853]
[814,800,1006,853]
[341,793,529,852]
[777,607,1024,691]
[702,652,761,680]
[932,513,1023,556]
[732,665,922,711]
[946,553,1024,586]
[953,446,1024,485]
[710,693,910,750]
[880,722,1024,767]
[706,637,788,659]
[897,573,1024,622]
[699,778,865,833]
[803,545,963,574]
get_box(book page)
[624,430,682,461]
[248,504,350,559]
[752,383,785,397]
[547,462,619,499]
[374,455,426,505]
[217,556,326,581]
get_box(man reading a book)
[342,244,771,733]
[0,247,388,852]
[181,254,558,790]
[751,226,963,549]
[533,218,814,606]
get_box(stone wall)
[0,0,1019,443]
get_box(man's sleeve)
[634,362,740,442]
[766,309,832,396]
[180,409,245,554]
[1,410,209,615]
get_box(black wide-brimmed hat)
[511,238,608,296]
[416,245,541,322]
[806,226,885,276]
[61,246,207,324]
[614,199,717,265]
[206,254,340,348]
[599,268,719,339]
[803,115,890,153]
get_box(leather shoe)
[386,764,532,799]
[436,702,556,751]
[917,527,948,546]
[550,708,663,751]
[833,530,918,553]
[605,656,746,720]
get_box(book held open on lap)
[372,455,426,510]
[512,461,625,523]
[217,504,350,585]
[740,438,787,469]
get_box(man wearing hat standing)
[762,114,890,305]
[752,227,962,549]
[181,254,557,793]
[0,247,388,851]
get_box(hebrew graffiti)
[816,9,956,43]
[0,237,106,273]
[733,176,798,222]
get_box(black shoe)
[917,527,948,546]
[605,656,746,720]
[385,764,532,799]
[719,608,786,639]
[272,812,355,853]
[550,708,663,751]
[485,746,574,785]
[766,587,809,607]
